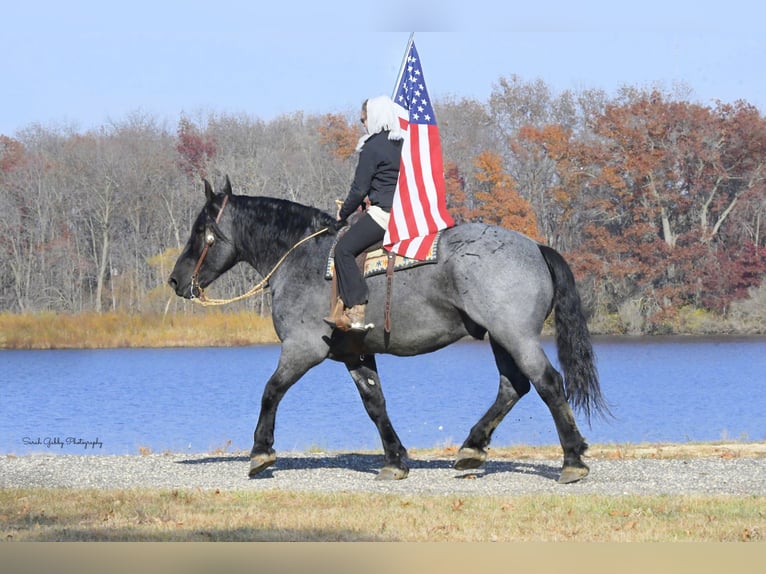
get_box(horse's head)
[168,176,239,299]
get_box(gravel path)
[2,452,765,496]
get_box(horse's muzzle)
[167,275,193,299]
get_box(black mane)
[232,195,336,250]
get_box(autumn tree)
[176,116,217,180]
[539,90,766,325]
[469,150,542,241]
[0,136,25,173]
[317,113,358,161]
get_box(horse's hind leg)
[455,337,531,470]
[514,340,590,483]
[345,353,409,480]
[538,363,590,483]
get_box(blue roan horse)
[169,177,609,484]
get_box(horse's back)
[440,223,551,286]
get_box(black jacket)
[338,131,402,221]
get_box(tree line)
[1,76,765,334]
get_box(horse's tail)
[538,244,611,423]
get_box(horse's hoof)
[558,464,589,484]
[248,452,277,477]
[454,447,487,470]
[375,465,409,481]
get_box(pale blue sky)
[3,1,765,136]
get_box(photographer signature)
[22,436,103,450]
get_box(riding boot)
[323,297,345,328]
[337,304,372,332]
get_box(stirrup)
[343,320,374,333]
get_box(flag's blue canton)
[394,43,436,126]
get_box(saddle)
[324,229,441,333]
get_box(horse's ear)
[223,175,233,196]
[203,179,214,202]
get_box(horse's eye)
[205,231,215,246]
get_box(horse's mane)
[234,195,336,245]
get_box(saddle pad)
[325,231,441,280]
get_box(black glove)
[333,219,348,231]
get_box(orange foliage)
[471,151,542,241]
[318,113,358,161]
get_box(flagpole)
[392,32,415,98]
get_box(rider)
[325,95,404,332]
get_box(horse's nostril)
[168,276,177,289]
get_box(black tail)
[538,244,611,423]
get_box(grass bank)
[2,488,763,542]
[2,443,764,542]
[0,311,278,349]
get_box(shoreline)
[2,311,765,351]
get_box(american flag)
[384,38,455,260]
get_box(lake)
[2,337,764,455]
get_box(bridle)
[190,193,229,300]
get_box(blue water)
[2,338,764,455]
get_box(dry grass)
[1,487,764,542]
[0,311,278,349]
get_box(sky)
[3,1,766,136]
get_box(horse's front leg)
[249,347,323,477]
[346,353,409,480]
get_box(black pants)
[334,213,385,307]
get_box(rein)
[191,225,329,307]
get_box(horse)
[168,177,609,484]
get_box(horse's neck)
[234,196,330,275]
